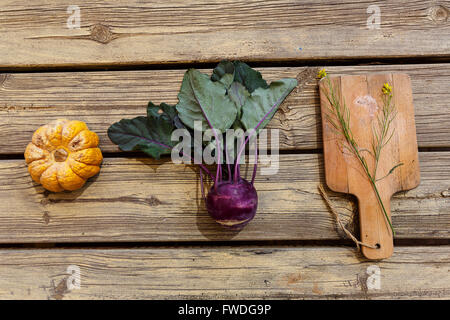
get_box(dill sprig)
[319,70,402,236]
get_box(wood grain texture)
[319,74,421,259]
[0,153,448,243]
[0,246,448,299]
[1,64,450,154]
[0,0,449,68]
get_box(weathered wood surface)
[0,0,447,301]
[0,246,448,299]
[0,152,448,243]
[1,64,450,154]
[0,1,449,69]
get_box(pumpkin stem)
[53,148,68,162]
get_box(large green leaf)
[233,61,268,93]
[211,61,235,89]
[211,61,268,93]
[240,78,297,133]
[107,102,178,159]
[147,101,177,120]
[211,61,235,82]
[228,81,250,120]
[176,69,237,132]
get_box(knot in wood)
[428,5,448,24]
[90,24,113,44]
[0,74,8,87]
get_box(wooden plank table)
[0,0,449,299]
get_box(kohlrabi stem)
[234,94,286,182]
[197,164,214,181]
[251,146,258,185]
[180,151,214,181]
[199,167,206,200]
[234,133,246,183]
[212,129,221,191]
[225,137,231,182]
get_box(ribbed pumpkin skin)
[24,119,103,192]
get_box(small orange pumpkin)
[24,119,103,192]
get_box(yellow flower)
[382,83,392,95]
[317,69,327,79]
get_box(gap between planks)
[2,57,450,74]
[0,238,448,250]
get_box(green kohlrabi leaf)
[107,102,178,159]
[217,73,234,89]
[240,78,297,133]
[233,61,268,93]
[176,68,237,132]
[228,81,250,119]
[211,61,268,93]
[147,101,177,120]
[211,61,234,89]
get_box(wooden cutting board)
[319,74,420,260]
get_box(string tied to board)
[318,184,378,251]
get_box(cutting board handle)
[358,191,394,260]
